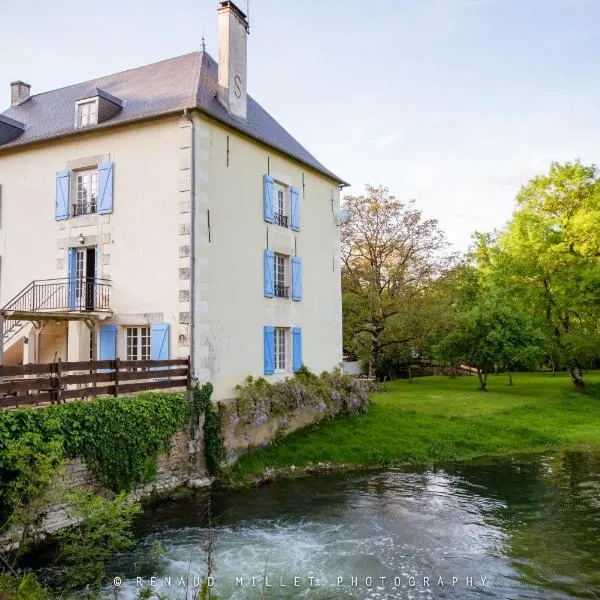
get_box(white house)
[0,1,346,400]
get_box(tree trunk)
[477,368,487,392]
[408,364,413,383]
[507,371,513,386]
[368,333,381,380]
[568,362,585,391]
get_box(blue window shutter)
[263,174,275,223]
[292,327,302,372]
[151,323,170,361]
[55,170,70,221]
[98,162,114,215]
[67,248,77,309]
[99,324,117,361]
[290,186,300,231]
[264,249,275,297]
[291,256,302,301]
[264,326,275,375]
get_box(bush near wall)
[0,392,190,524]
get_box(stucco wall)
[0,117,185,363]
[0,111,343,400]
[192,113,343,400]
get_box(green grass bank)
[231,371,600,479]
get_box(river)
[107,451,600,599]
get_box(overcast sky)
[2,0,599,250]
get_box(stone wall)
[218,374,371,463]
[2,425,209,548]
[219,399,332,464]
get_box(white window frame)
[75,99,99,128]
[273,253,289,298]
[274,183,289,227]
[274,327,289,372]
[125,326,151,362]
[75,249,86,301]
[74,168,99,216]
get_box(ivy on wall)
[0,392,189,522]
[192,383,225,475]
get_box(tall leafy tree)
[341,185,452,376]
[483,161,600,389]
[436,297,542,390]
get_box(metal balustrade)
[1,277,112,345]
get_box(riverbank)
[229,371,600,482]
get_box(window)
[126,327,151,362]
[273,185,288,227]
[74,169,98,216]
[274,327,288,371]
[76,100,98,128]
[274,254,289,298]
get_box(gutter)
[183,108,196,380]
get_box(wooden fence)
[0,357,191,410]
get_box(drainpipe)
[183,108,196,380]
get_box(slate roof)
[0,51,346,184]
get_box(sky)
[2,0,600,250]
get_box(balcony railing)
[275,284,289,298]
[73,201,97,216]
[3,277,111,314]
[273,212,288,227]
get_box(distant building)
[0,1,346,400]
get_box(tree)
[341,185,453,378]
[480,161,600,390]
[436,298,542,391]
[56,491,142,591]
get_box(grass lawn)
[232,371,600,478]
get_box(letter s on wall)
[234,75,242,99]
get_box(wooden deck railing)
[0,357,191,410]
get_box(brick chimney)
[217,1,249,121]
[10,81,31,107]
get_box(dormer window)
[76,99,98,128]
[74,88,123,130]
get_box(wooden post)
[186,355,192,389]
[0,313,4,367]
[114,357,120,397]
[56,358,63,404]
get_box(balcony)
[5,278,111,313]
[1,278,112,349]
[275,284,289,298]
[273,212,288,228]
[73,201,97,216]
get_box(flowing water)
[106,451,600,599]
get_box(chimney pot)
[10,81,31,107]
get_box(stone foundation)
[218,390,365,464]
[2,425,210,548]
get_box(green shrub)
[232,367,372,429]
[0,572,52,600]
[55,491,142,591]
[0,392,190,523]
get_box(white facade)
[0,2,344,401]
[0,112,343,399]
